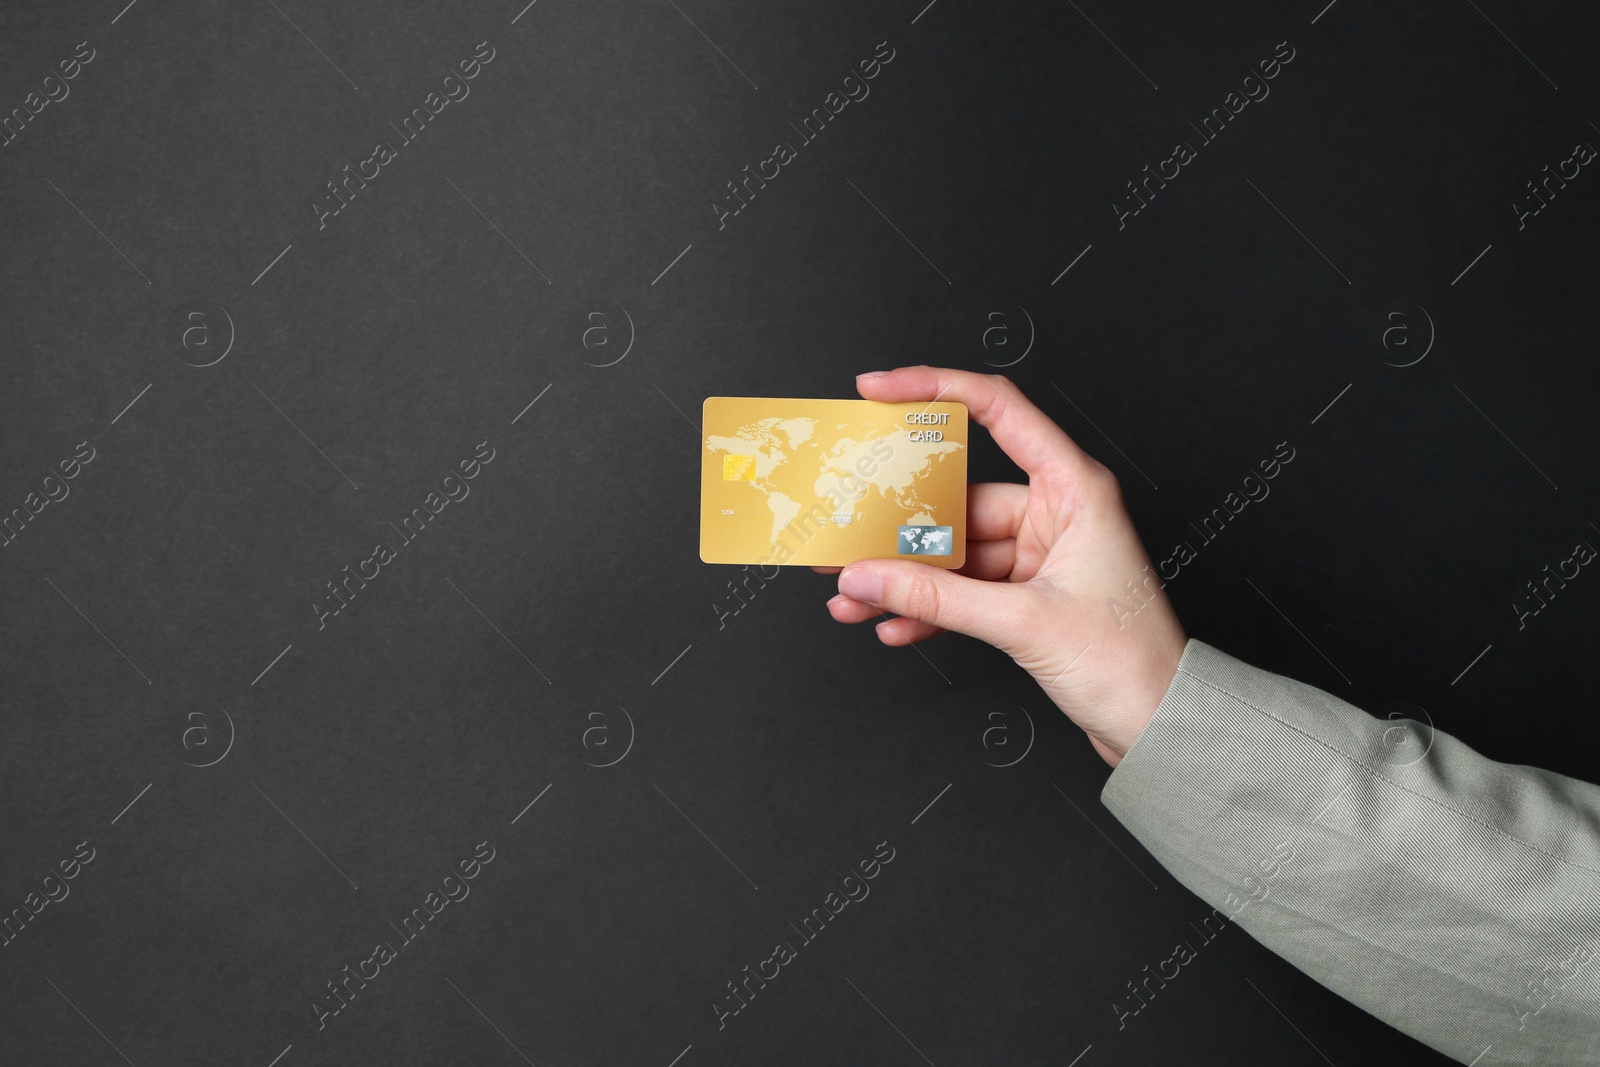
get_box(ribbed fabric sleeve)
[1100,638,1600,1065]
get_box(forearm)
[1101,638,1600,1064]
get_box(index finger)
[854,365,1102,482]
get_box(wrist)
[1102,627,1188,768]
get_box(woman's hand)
[816,366,1187,768]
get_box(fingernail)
[856,370,889,379]
[838,566,883,604]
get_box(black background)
[2,1,1597,1064]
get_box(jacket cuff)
[1096,636,1600,1065]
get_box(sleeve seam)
[1169,664,1600,879]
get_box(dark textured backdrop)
[2,1,1597,1064]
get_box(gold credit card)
[700,397,968,568]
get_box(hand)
[816,366,1187,768]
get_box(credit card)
[700,396,968,568]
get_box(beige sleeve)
[1100,637,1600,1065]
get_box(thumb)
[837,559,1043,655]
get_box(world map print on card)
[700,397,968,568]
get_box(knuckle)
[999,579,1055,655]
[975,374,1018,430]
[1090,462,1124,503]
[985,371,1017,394]
[901,570,945,626]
